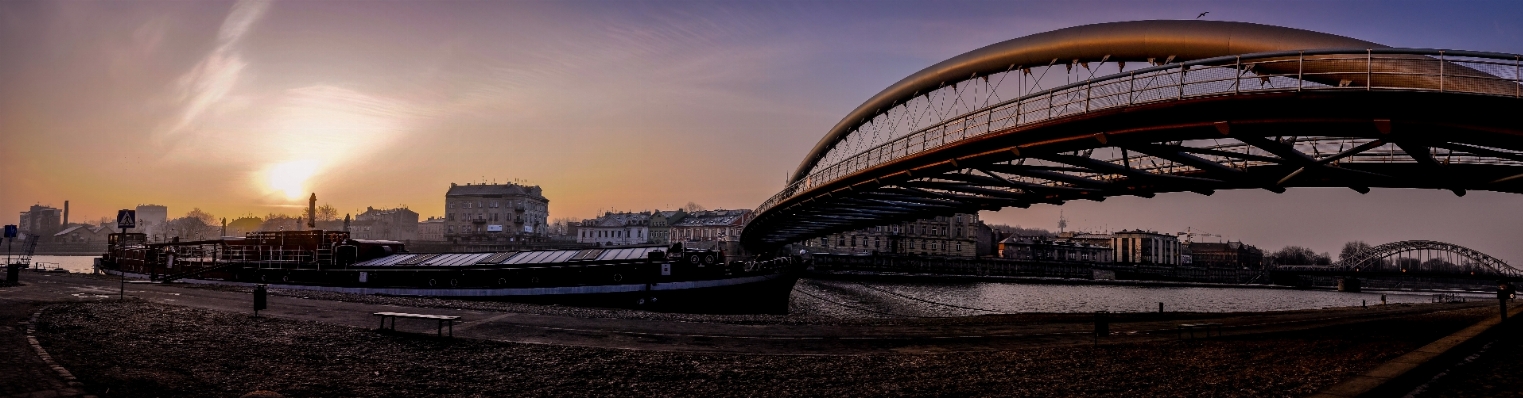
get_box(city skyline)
[5,1,1523,261]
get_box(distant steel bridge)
[743,20,1523,251]
[1275,240,1521,280]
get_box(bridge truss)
[1338,240,1521,279]
[744,41,1523,250]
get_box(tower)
[307,193,317,230]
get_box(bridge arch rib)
[744,20,1523,251]
[793,20,1391,184]
[1340,240,1521,279]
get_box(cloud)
[156,0,270,143]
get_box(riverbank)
[806,269,1497,296]
[30,300,1493,397]
[4,272,1508,397]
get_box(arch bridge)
[742,20,1523,251]
[1305,240,1520,279]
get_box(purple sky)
[3,0,1521,261]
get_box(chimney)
[308,193,317,229]
[63,200,69,226]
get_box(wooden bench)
[1177,323,1223,340]
[373,312,460,337]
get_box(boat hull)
[103,263,800,314]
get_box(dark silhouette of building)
[1188,241,1265,269]
[998,233,1113,263]
[805,213,982,257]
[18,204,62,237]
[352,206,420,241]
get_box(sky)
[2,0,1521,261]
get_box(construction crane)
[1176,227,1222,245]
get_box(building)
[351,206,419,241]
[52,225,110,244]
[1188,241,1265,269]
[443,182,550,244]
[647,209,686,244]
[1112,230,1182,265]
[998,234,1112,263]
[225,217,264,237]
[417,217,446,242]
[804,213,981,257]
[18,204,62,237]
[577,211,652,246]
[670,209,751,244]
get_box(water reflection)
[791,279,1478,318]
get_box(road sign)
[3,225,15,238]
[117,210,136,229]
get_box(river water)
[790,279,1480,318]
[22,256,1477,317]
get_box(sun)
[265,160,320,200]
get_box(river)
[21,255,1478,317]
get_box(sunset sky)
[3,1,1521,261]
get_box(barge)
[99,230,800,313]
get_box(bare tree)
[316,203,340,222]
[262,213,300,231]
[1339,241,1374,263]
[683,202,707,213]
[166,208,218,240]
[549,217,580,235]
[1269,246,1333,266]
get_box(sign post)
[4,225,16,285]
[116,210,136,300]
[4,224,16,265]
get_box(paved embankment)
[0,272,1508,397]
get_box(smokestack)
[308,193,317,229]
[63,200,69,226]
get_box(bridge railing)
[757,49,1523,217]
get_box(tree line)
[1267,241,1375,266]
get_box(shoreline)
[806,269,1496,295]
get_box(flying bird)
[1197,12,1209,19]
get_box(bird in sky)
[1197,11,1209,19]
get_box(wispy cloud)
[156,0,270,143]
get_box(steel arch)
[743,22,1523,251]
[1339,240,1520,278]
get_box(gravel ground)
[35,300,1492,397]
[1405,321,1523,398]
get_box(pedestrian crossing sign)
[117,210,136,229]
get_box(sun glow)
[265,160,320,200]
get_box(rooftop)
[446,182,546,199]
[671,209,751,227]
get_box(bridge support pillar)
[1337,277,1362,293]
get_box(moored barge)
[100,230,800,313]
